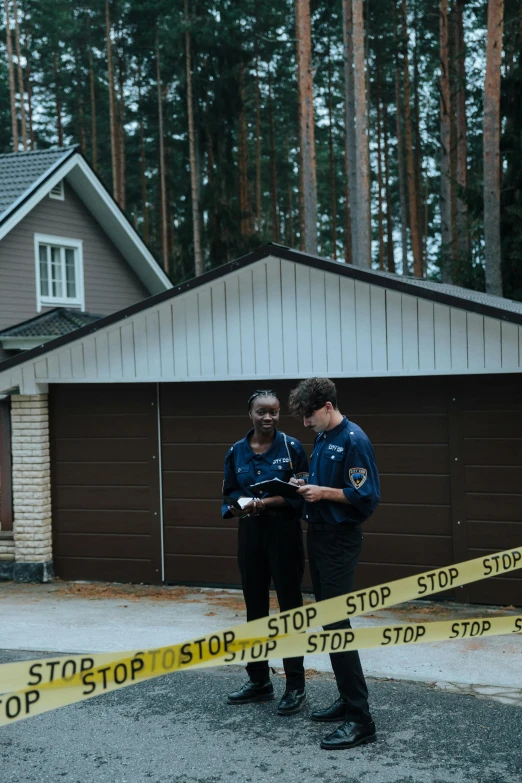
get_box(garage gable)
[1,250,521,394]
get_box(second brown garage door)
[51,384,162,583]
[160,377,455,592]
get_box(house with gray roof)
[0,146,172,363]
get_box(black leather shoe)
[320,720,376,750]
[311,697,348,722]
[277,689,307,716]
[227,680,275,704]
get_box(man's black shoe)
[277,689,307,716]
[310,697,348,722]
[320,720,376,750]
[227,680,275,704]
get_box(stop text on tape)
[1,546,521,726]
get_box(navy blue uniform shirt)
[222,430,309,519]
[304,416,380,525]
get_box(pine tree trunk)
[413,1,424,265]
[375,67,385,271]
[440,0,453,282]
[327,42,337,260]
[166,143,175,262]
[382,96,396,273]
[25,56,34,149]
[238,62,250,240]
[352,0,370,267]
[12,0,27,149]
[105,0,120,203]
[156,26,169,273]
[4,0,19,151]
[395,53,409,273]
[295,0,318,253]
[401,0,422,276]
[268,69,280,243]
[78,91,86,155]
[287,184,295,247]
[53,51,63,147]
[137,62,148,244]
[483,0,504,295]
[205,92,220,261]
[185,0,203,275]
[255,52,262,233]
[449,6,459,273]
[297,95,305,251]
[342,0,356,264]
[88,38,97,172]
[117,44,126,211]
[456,0,470,264]
[22,7,34,148]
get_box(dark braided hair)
[247,389,280,411]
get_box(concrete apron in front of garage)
[1,581,521,708]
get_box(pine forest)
[2,0,521,300]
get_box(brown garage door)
[160,378,455,593]
[50,384,162,582]
[454,376,522,605]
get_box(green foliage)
[1,0,521,299]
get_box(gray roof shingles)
[0,309,101,339]
[0,146,77,222]
[358,266,522,316]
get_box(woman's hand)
[239,499,256,514]
[228,499,256,516]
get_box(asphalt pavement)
[1,649,521,783]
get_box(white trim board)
[0,255,520,395]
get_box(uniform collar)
[244,428,282,461]
[319,416,349,441]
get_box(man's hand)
[289,477,306,487]
[297,484,324,503]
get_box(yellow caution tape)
[0,546,521,726]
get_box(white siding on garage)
[1,255,521,394]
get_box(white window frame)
[34,234,85,312]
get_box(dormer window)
[49,180,64,200]
[34,234,84,311]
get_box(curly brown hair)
[288,378,338,418]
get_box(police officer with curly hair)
[222,389,309,716]
[288,377,380,750]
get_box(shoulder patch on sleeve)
[349,467,368,489]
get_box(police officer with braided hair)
[288,377,380,750]
[222,389,309,715]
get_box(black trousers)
[307,522,372,723]
[238,514,305,690]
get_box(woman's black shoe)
[277,689,307,715]
[227,680,275,704]
[320,720,376,750]
[310,697,348,722]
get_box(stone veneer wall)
[10,393,53,581]
[0,536,15,560]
